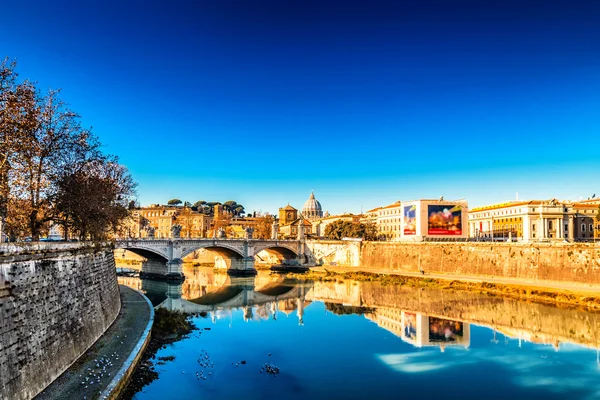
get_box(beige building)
[126,204,212,238]
[360,207,379,226]
[277,204,312,239]
[375,201,403,241]
[469,198,600,242]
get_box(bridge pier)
[166,258,185,281]
[227,256,257,276]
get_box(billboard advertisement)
[427,204,462,235]
[428,317,464,343]
[403,205,416,235]
[403,312,418,340]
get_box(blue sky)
[2,0,599,215]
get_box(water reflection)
[118,265,600,352]
[118,265,600,400]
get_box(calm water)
[119,267,600,400]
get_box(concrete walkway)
[310,266,600,295]
[36,285,152,400]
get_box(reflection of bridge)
[115,238,305,279]
[150,277,313,323]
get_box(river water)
[119,266,600,400]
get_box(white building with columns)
[469,198,600,242]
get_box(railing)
[115,237,299,242]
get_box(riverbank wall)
[359,242,600,284]
[0,243,121,400]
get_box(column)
[568,215,574,242]
[557,218,564,239]
[538,217,544,240]
[522,215,531,241]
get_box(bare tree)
[1,59,138,241]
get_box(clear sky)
[2,0,599,215]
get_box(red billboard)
[428,317,464,343]
[427,204,462,235]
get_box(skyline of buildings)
[127,190,600,242]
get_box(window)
[582,224,586,232]
[590,224,594,232]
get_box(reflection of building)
[365,307,470,351]
[400,311,470,350]
[496,326,562,351]
[469,198,600,242]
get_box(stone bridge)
[115,238,305,279]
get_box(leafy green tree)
[324,219,374,240]
[233,205,245,216]
[167,198,182,206]
[193,200,206,208]
[363,222,378,241]
[52,158,136,240]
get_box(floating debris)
[260,363,280,376]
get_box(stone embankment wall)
[305,240,361,267]
[361,242,600,284]
[0,243,121,400]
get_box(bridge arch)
[253,244,299,265]
[116,246,169,262]
[251,243,299,257]
[181,244,245,260]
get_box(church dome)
[302,191,323,221]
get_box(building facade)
[125,204,213,239]
[469,198,600,242]
[277,204,312,239]
[376,201,403,240]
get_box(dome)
[302,191,323,221]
